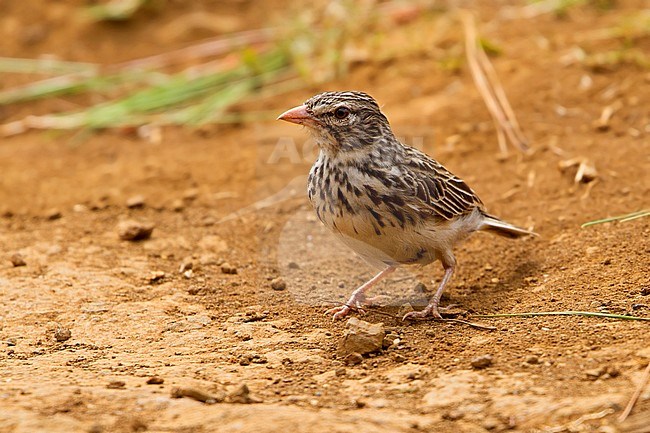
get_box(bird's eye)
[334,106,351,120]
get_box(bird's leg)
[326,266,396,320]
[403,261,455,321]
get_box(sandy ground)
[1,1,649,432]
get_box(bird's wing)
[398,146,484,221]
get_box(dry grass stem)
[459,10,530,155]
[618,361,650,423]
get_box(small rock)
[179,259,193,273]
[146,376,164,385]
[221,263,238,274]
[482,417,501,431]
[183,269,193,279]
[641,287,650,296]
[337,317,385,358]
[6,338,16,346]
[45,208,62,220]
[227,384,262,404]
[585,367,605,380]
[171,387,224,404]
[126,195,145,209]
[182,188,199,202]
[525,355,540,365]
[10,253,26,267]
[72,204,88,213]
[392,353,407,363]
[107,380,126,389]
[271,277,287,291]
[148,271,165,283]
[171,199,184,212]
[343,352,364,366]
[471,354,493,369]
[335,367,347,377]
[54,327,71,342]
[117,220,154,241]
[288,261,300,269]
[443,409,465,421]
[382,332,400,349]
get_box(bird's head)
[277,91,394,155]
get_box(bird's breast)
[307,158,439,265]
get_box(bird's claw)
[325,301,366,320]
[402,306,443,321]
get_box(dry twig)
[459,10,530,155]
[618,361,650,423]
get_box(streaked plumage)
[278,91,534,320]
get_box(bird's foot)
[325,293,375,320]
[402,304,458,321]
[325,304,358,320]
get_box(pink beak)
[277,105,313,125]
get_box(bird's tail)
[479,214,537,239]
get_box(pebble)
[45,208,62,220]
[641,287,650,296]
[182,188,199,202]
[585,367,605,380]
[288,261,300,269]
[221,263,238,274]
[525,355,540,365]
[54,327,71,342]
[337,317,385,358]
[382,332,400,349]
[443,409,465,421]
[117,220,154,241]
[171,387,224,404]
[471,354,493,369]
[179,259,193,273]
[343,352,364,366]
[10,253,26,267]
[126,195,145,209]
[171,199,184,212]
[146,376,164,385]
[148,271,166,283]
[227,384,262,404]
[271,277,287,291]
[107,380,126,389]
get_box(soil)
[1,1,649,432]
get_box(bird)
[277,91,535,321]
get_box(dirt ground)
[1,1,649,432]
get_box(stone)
[45,208,62,220]
[471,354,493,369]
[271,277,287,291]
[54,327,71,342]
[117,220,154,241]
[221,263,238,274]
[10,253,26,267]
[337,317,385,358]
[126,195,145,208]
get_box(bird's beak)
[277,105,312,125]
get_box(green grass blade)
[581,209,650,228]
